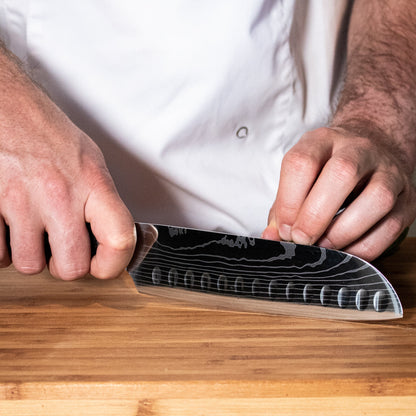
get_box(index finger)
[266,130,332,241]
[291,144,374,245]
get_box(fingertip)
[278,224,292,241]
[262,225,280,241]
[316,236,336,250]
[7,224,48,275]
[89,262,126,280]
[291,228,313,246]
[14,261,45,276]
[89,222,136,280]
[46,223,92,281]
[48,256,90,281]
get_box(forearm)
[0,40,34,91]
[331,0,416,172]
[0,40,54,136]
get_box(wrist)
[330,93,416,174]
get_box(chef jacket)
[0,0,351,236]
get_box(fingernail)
[279,224,292,241]
[261,226,279,240]
[291,229,312,246]
[317,237,336,250]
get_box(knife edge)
[137,285,401,321]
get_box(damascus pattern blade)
[128,224,403,321]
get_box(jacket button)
[236,126,248,139]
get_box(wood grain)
[1,239,416,415]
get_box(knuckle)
[282,149,319,175]
[106,231,136,253]
[301,127,331,141]
[283,146,315,169]
[356,241,379,261]
[3,187,30,216]
[303,211,322,230]
[309,127,332,140]
[358,217,404,261]
[385,216,404,238]
[277,200,299,219]
[42,175,72,204]
[101,222,136,254]
[328,155,361,183]
[302,202,325,225]
[370,183,397,213]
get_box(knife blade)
[127,223,403,321]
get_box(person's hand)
[0,46,136,279]
[262,126,416,261]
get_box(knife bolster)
[127,223,158,271]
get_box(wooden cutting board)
[0,239,415,415]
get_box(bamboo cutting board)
[0,239,415,415]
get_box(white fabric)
[0,0,351,236]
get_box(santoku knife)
[6,221,402,320]
[126,223,403,321]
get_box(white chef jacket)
[0,0,351,236]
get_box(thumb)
[261,201,281,240]
[85,186,136,279]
